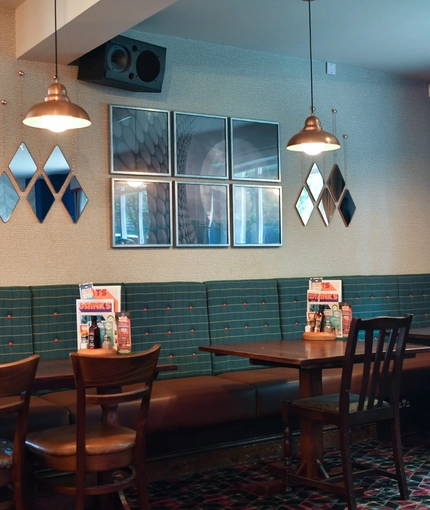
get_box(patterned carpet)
[33,439,430,509]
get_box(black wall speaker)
[77,35,166,93]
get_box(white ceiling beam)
[16,0,178,65]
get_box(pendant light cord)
[308,0,314,113]
[54,0,58,80]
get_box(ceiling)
[2,0,430,81]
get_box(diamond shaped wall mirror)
[318,188,336,226]
[306,163,324,201]
[62,176,88,223]
[339,189,356,226]
[0,173,19,222]
[295,186,314,226]
[44,145,71,193]
[9,142,37,191]
[327,164,345,202]
[27,175,54,222]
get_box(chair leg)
[134,456,150,510]
[338,423,357,510]
[391,414,409,500]
[282,401,293,493]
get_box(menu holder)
[302,331,337,341]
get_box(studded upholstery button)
[167,330,172,335]
[8,342,12,347]
[355,297,359,300]
[223,303,227,307]
[385,295,389,299]
[409,294,413,298]
[54,338,59,343]
[189,305,193,310]
[192,352,196,357]
[224,327,229,331]
[53,312,58,316]
[169,354,173,359]
[423,293,427,297]
[143,308,148,312]
[166,307,171,311]
[264,324,268,328]
[243,302,247,306]
[262,301,266,305]
[371,296,374,300]
[7,315,11,319]
[244,325,248,329]
[145,332,149,336]
[190,329,195,333]
[295,321,299,326]
[293,300,297,304]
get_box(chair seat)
[291,393,391,413]
[26,423,136,457]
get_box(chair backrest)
[70,344,161,423]
[340,315,413,413]
[0,355,39,470]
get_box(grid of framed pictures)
[110,105,282,248]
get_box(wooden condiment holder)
[302,331,337,341]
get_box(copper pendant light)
[286,0,340,156]
[22,0,91,133]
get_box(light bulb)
[303,143,325,156]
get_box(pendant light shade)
[286,113,340,155]
[22,0,91,133]
[286,0,339,155]
[23,80,91,133]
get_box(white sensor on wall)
[326,62,336,75]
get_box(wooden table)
[199,338,430,492]
[33,356,177,393]
[408,327,430,344]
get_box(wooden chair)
[283,315,413,510]
[0,355,39,510]
[26,345,160,510]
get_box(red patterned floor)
[34,439,430,509]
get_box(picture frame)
[110,105,171,176]
[230,118,280,181]
[174,112,228,178]
[175,181,229,247]
[112,178,172,247]
[232,184,282,246]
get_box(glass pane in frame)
[112,179,172,247]
[110,105,170,175]
[231,118,280,181]
[233,184,282,246]
[175,182,229,246]
[174,112,228,178]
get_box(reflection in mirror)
[327,164,345,202]
[27,175,54,222]
[9,142,37,191]
[295,186,314,226]
[0,173,19,222]
[318,188,336,226]
[339,189,356,226]
[113,179,172,247]
[44,145,71,193]
[306,163,324,201]
[62,177,88,223]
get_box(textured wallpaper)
[1,8,430,286]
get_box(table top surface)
[199,338,430,370]
[409,327,430,339]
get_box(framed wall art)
[230,118,280,181]
[112,179,172,247]
[110,105,170,175]
[175,182,229,247]
[233,184,282,246]
[174,112,228,178]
